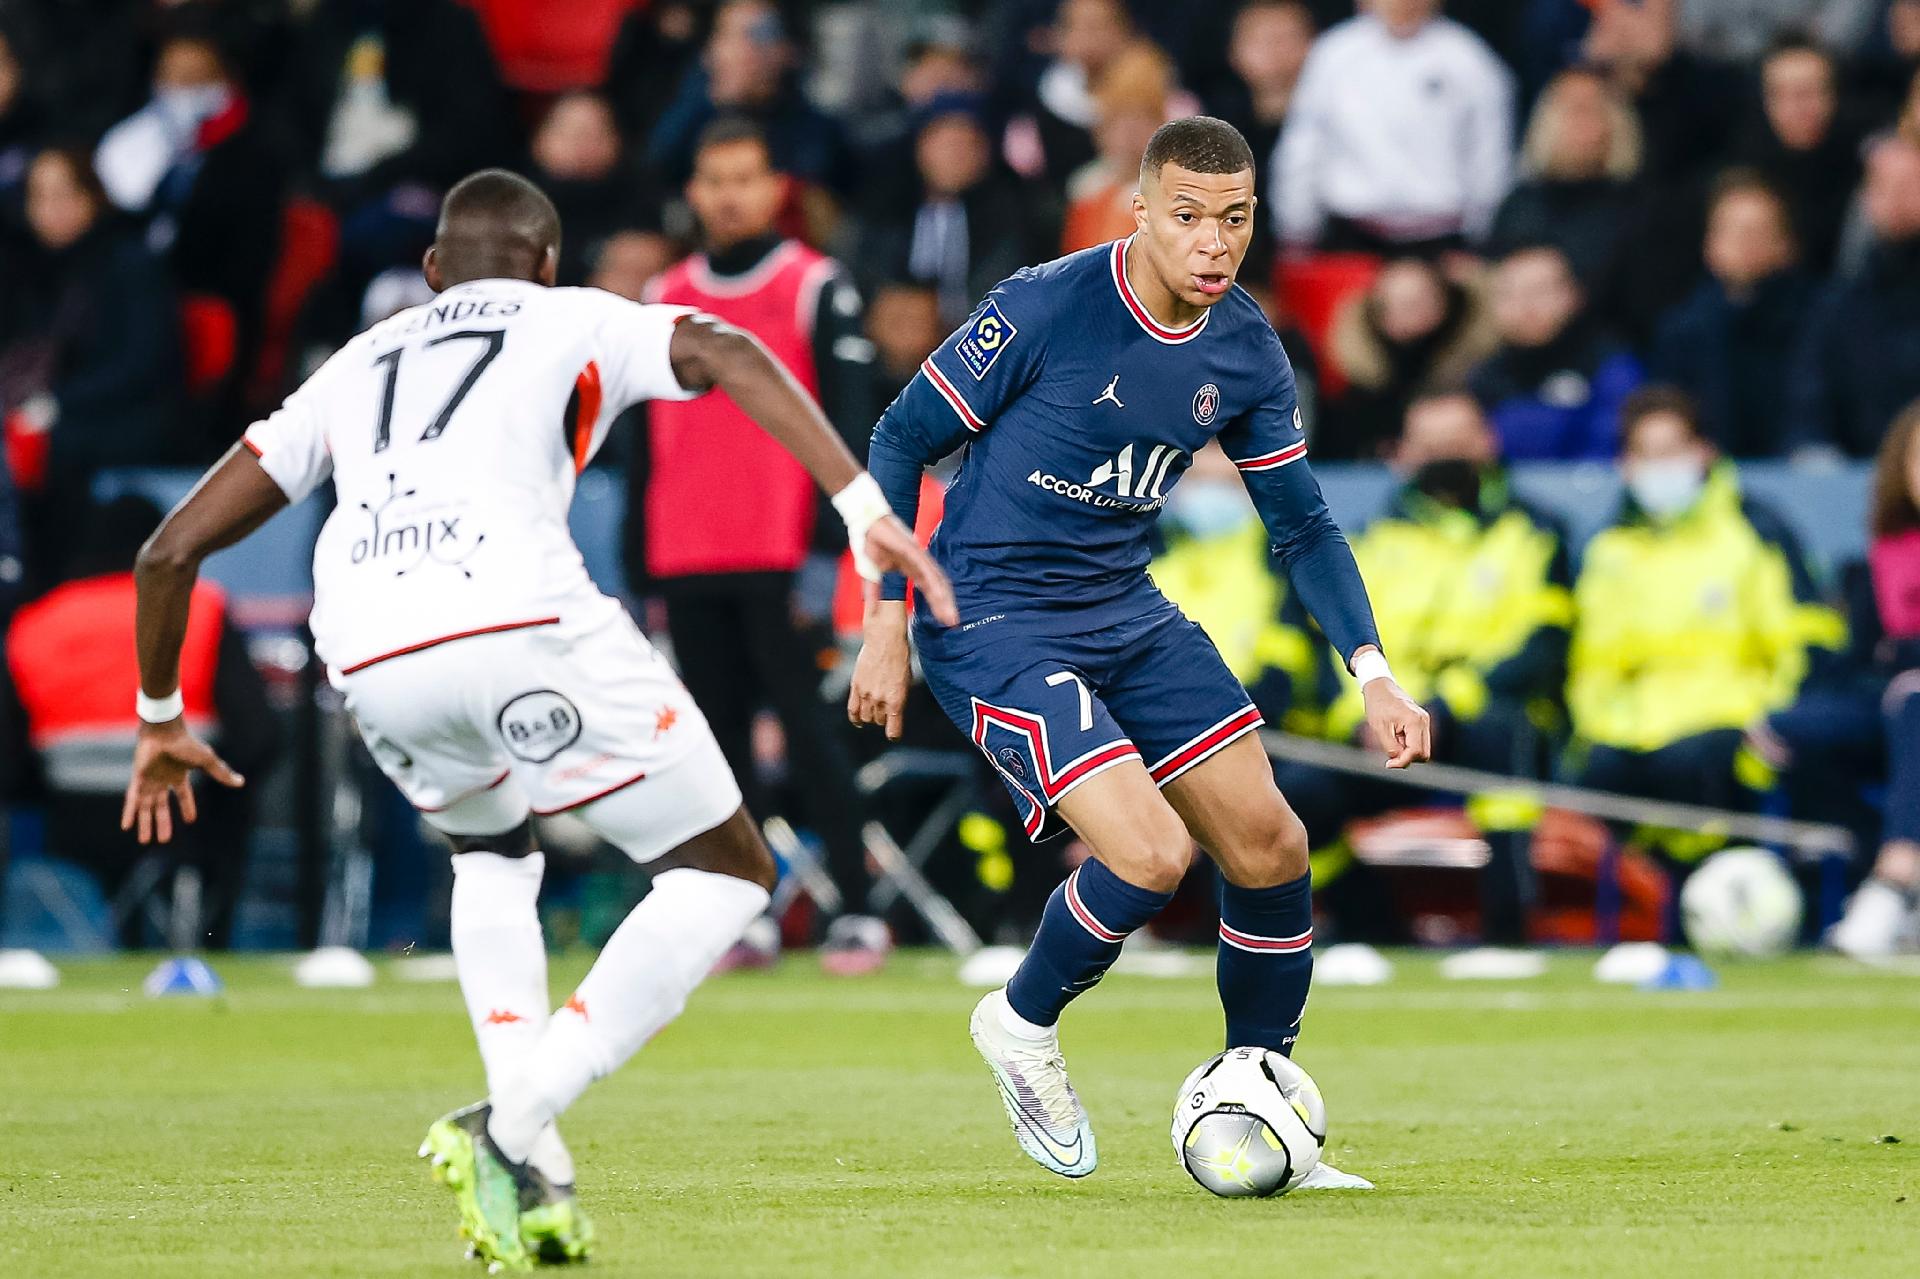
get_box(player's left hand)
[1362,679,1431,770]
[861,516,960,627]
[120,719,246,845]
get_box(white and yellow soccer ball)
[1171,1047,1326,1197]
[1680,847,1804,959]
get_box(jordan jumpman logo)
[1093,375,1124,409]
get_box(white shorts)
[330,614,742,862]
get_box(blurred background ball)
[1680,848,1804,958]
[1171,1047,1325,1197]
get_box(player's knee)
[665,806,779,894]
[1225,802,1309,888]
[1100,810,1195,894]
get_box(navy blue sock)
[1005,860,1174,1026]
[1217,870,1314,1055]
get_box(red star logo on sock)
[482,1008,526,1025]
[653,706,678,739]
[563,993,589,1022]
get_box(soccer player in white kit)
[118,170,955,1270]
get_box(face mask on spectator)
[155,83,233,139]
[1627,459,1706,518]
[1165,480,1252,540]
[1411,459,1482,509]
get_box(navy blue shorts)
[915,600,1262,842]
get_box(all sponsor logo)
[497,690,584,763]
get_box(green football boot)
[519,1165,596,1266]
[419,1102,533,1272]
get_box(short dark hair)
[1762,31,1833,72]
[1141,116,1255,184]
[435,169,561,284]
[1619,385,1706,449]
[695,115,773,164]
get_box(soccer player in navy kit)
[850,118,1430,1186]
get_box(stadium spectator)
[0,496,280,950]
[0,24,40,218]
[1725,36,1861,276]
[1469,243,1643,459]
[1008,0,1143,186]
[587,229,677,304]
[93,22,285,383]
[1856,0,1920,122]
[528,91,656,287]
[1567,388,1844,858]
[1791,135,1920,458]
[849,36,988,229]
[866,279,944,404]
[1280,388,1571,943]
[1151,443,1324,734]
[1485,66,1642,295]
[1674,0,1879,62]
[604,0,713,145]
[645,0,851,195]
[1324,256,1498,460]
[1061,43,1176,253]
[635,118,885,955]
[1804,401,1920,956]
[1273,0,1514,253]
[286,0,517,196]
[1651,172,1815,458]
[2,147,181,584]
[1208,0,1315,279]
[860,93,1056,327]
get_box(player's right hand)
[120,720,245,845]
[849,601,913,740]
[861,516,959,627]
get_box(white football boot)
[969,989,1098,1178]
[1828,879,1911,959]
[1296,1162,1375,1190]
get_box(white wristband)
[831,472,894,582]
[1351,650,1393,690]
[136,688,185,724]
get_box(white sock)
[486,867,770,1162]
[996,989,1054,1041]
[449,851,574,1184]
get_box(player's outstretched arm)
[121,444,286,843]
[667,314,957,626]
[1237,454,1430,769]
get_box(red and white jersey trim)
[971,698,1140,804]
[921,358,987,432]
[1218,922,1313,954]
[1109,237,1210,345]
[1148,705,1265,785]
[1232,441,1308,472]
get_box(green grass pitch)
[3,952,1916,1278]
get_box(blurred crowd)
[3,0,1920,954]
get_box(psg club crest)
[997,747,1030,781]
[1192,383,1220,426]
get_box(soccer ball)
[1680,847,1803,959]
[1171,1047,1325,1197]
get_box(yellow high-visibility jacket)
[1569,464,1845,752]
[1328,476,1572,738]
[1151,518,1324,733]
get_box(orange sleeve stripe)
[571,360,603,475]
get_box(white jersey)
[244,279,702,674]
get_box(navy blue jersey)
[869,237,1380,662]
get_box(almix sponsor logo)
[1027,443,1182,510]
[352,473,485,578]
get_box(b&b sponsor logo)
[497,690,584,763]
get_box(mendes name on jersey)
[881,237,1309,629]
